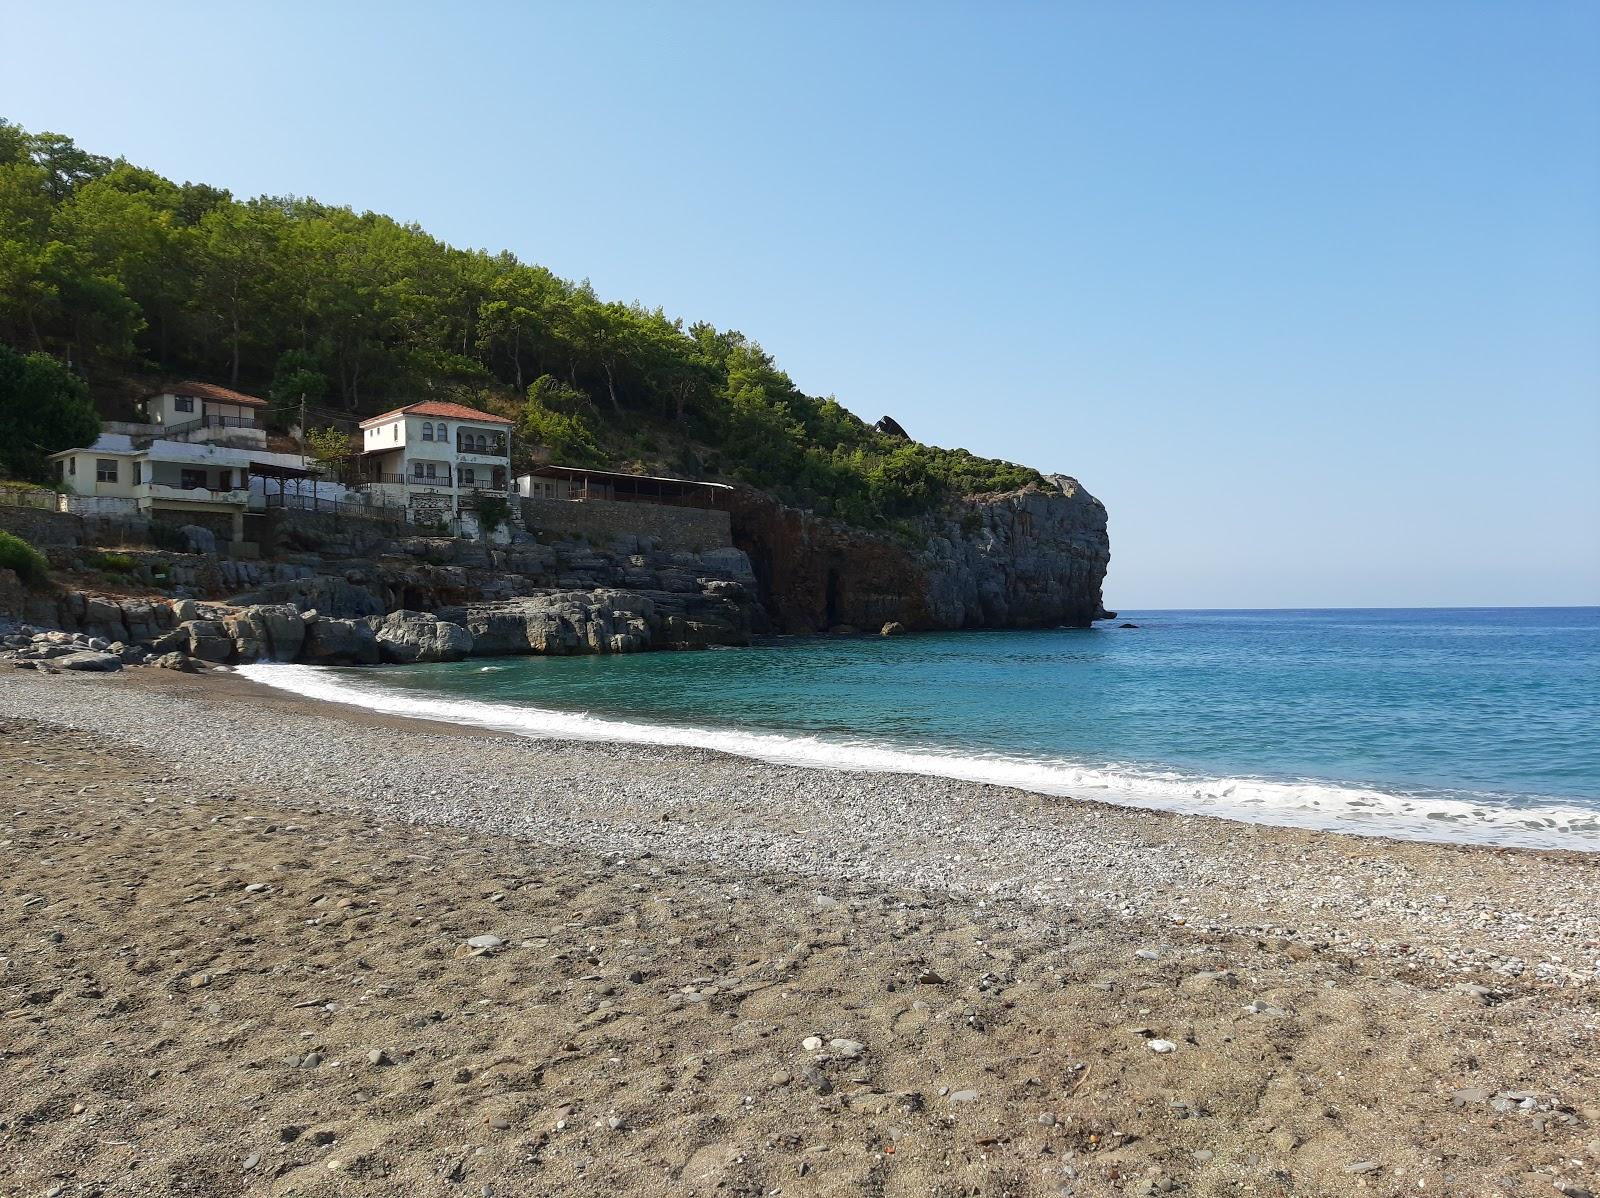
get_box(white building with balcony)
[51,434,258,542]
[130,381,269,449]
[354,401,514,523]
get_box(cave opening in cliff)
[825,567,841,627]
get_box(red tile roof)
[153,381,269,408]
[358,401,514,428]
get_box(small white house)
[136,381,268,448]
[355,401,513,520]
[52,434,258,541]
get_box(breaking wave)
[236,662,1600,851]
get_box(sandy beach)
[2,667,1597,1197]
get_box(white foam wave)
[235,663,1600,851]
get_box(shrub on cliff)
[0,530,49,586]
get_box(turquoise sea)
[241,608,1600,850]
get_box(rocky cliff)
[728,475,1110,635]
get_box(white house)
[132,381,268,449]
[52,433,258,542]
[355,401,514,521]
[48,382,344,546]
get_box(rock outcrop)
[374,610,473,664]
[727,476,1110,635]
[917,475,1110,629]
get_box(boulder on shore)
[300,616,380,666]
[373,610,473,664]
[53,650,124,672]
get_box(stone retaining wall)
[520,496,732,553]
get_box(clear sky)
[4,2,1597,607]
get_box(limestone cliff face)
[916,474,1111,630]
[728,475,1110,635]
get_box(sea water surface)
[239,608,1600,851]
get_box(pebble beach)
[2,666,1598,1197]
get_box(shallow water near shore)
[238,607,1600,850]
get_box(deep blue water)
[243,608,1600,849]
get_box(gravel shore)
[2,667,1598,1196]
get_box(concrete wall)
[520,496,732,553]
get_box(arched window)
[421,422,433,441]
[437,424,448,445]
[477,433,488,451]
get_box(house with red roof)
[355,400,515,523]
[138,381,270,449]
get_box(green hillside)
[0,119,1042,525]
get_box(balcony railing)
[135,415,262,446]
[354,472,454,487]
[140,482,251,503]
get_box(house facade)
[134,381,268,449]
[52,434,257,542]
[355,401,514,522]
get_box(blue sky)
[4,2,1596,606]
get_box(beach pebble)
[368,1049,393,1066]
[466,934,505,952]
[949,1089,978,1103]
[1344,1161,1380,1174]
[829,1037,866,1058]
[300,1052,323,1068]
[801,1035,823,1052]
[242,1153,259,1171]
[1147,1039,1178,1054]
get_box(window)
[393,424,399,442]
[424,463,438,479]
[96,459,118,483]
[181,469,206,490]
[132,461,142,485]
[175,396,194,413]
[67,457,76,476]
[436,424,448,445]
[217,469,231,490]
[412,461,426,478]
[462,467,476,485]
[477,433,488,452]
[421,422,433,441]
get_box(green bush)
[94,551,139,574]
[0,530,49,586]
[473,495,511,533]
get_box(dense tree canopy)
[0,119,1043,523]
[0,342,100,482]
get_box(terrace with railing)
[354,470,455,487]
[133,414,264,448]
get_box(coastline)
[3,668,1598,1196]
[6,667,1598,972]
